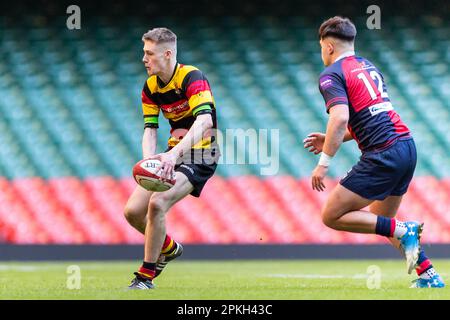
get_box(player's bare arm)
[169,113,213,158]
[304,128,353,155]
[311,104,349,191]
[142,127,158,159]
[149,113,214,181]
[322,105,349,156]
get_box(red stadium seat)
[172,195,233,243]
[120,177,137,198]
[12,178,87,243]
[84,176,143,243]
[200,176,272,243]
[1,176,449,244]
[48,177,124,243]
[0,178,49,243]
[264,176,321,242]
[227,176,301,243]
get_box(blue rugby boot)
[410,274,445,288]
[399,221,423,274]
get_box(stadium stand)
[0,0,449,244]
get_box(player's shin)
[161,234,177,255]
[144,211,167,263]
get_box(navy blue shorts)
[340,138,417,200]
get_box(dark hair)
[318,16,357,42]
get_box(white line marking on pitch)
[0,265,66,272]
[267,274,368,279]
[0,265,41,272]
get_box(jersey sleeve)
[141,82,160,128]
[182,70,214,117]
[318,72,349,113]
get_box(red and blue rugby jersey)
[318,55,410,152]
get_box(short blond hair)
[142,27,177,46]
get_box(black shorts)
[175,161,217,197]
[165,146,219,197]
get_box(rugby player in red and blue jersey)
[303,16,444,288]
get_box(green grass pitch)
[0,260,449,299]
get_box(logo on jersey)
[351,61,375,73]
[319,76,333,90]
[368,102,394,116]
[162,100,190,114]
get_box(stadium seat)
[0,8,449,245]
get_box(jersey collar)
[335,51,355,62]
[157,62,179,88]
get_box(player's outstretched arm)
[311,105,349,191]
[149,113,213,180]
[322,105,349,157]
[142,127,158,159]
[304,126,353,155]
[169,113,213,159]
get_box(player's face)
[320,39,334,66]
[142,40,170,76]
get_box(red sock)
[415,259,432,276]
[415,250,433,276]
[137,264,156,280]
[161,234,176,255]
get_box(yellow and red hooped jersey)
[141,63,217,149]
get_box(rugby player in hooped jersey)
[304,16,444,288]
[125,27,219,289]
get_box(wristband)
[318,152,333,167]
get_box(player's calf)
[124,207,146,234]
[124,186,152,234]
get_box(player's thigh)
[322,183,373,221]
[125,185,153,218]
[369,195,403,218]
[149,171,194,213]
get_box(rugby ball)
[132,159,176,192]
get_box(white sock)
[393,220,408,239]
[420,268,437,279]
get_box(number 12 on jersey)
[357,71,388,100]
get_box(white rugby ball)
[132,159,176,192]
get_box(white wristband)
[318,152,333,167]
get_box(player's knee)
[148,196,169,220]
[321,209,339,230]
[124,205,143,225]
[322,215,334,229]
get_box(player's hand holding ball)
[149,152,178,181]
[132,152,177,192]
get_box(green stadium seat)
[0,12,448,179]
